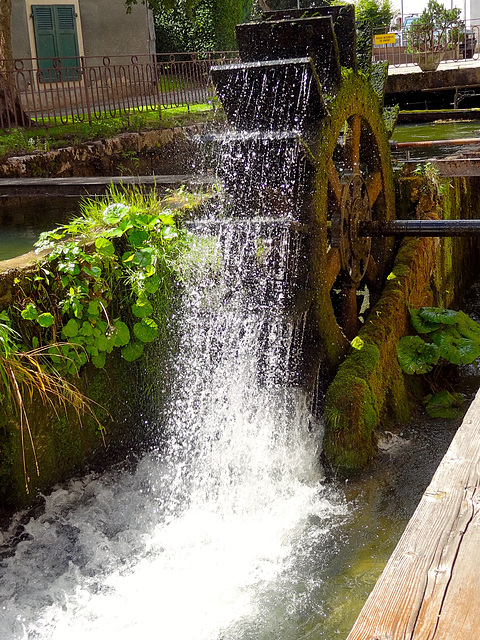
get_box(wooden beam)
[0,174,206,197]
[433,159,480,177]
[347,387,480,640]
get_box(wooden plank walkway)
[347,387,480,640]
[0,174,208,197]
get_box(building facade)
[11,0,156,63]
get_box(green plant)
[23,187,189,375]
[1,185,217,490]
[407,0,462,53]
[413,161,449,198]
[355,0,394,32]
[0,311,103,492]
[397,307,480,417]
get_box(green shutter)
[32,5,80,81]
[54,6,80,78]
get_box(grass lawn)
[0,103,219,162]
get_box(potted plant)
[407,0,462,71]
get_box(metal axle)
[360,219,480,237]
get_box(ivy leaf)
[397,336,440,374]
[121,341,144,361]
[132,298,153,318]
[133,317,158,343]
[62,318,79,338]
[95,237,115,257]
[37,313,55,328]
[112,320,130,347]
[21,303,38,321]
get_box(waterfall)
[0,62,349,640]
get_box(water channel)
[0,118,479,639]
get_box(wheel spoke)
[364,255,379,288]
[350,115,361,173]
[326,246,341,290]
[365,170,383,207]
[341,284,358,340]
[327,159,343,204]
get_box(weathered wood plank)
[347,389,480,640]
[0,174,207,197]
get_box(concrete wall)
[11,0,155,61]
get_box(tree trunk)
[0,0,31,128]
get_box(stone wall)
[0,126,206,179]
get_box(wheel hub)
[337,174,372,286]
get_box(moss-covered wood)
[324,175,480,475]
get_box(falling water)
[0,62,349,640]
[0,215,347,640]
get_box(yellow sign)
[374,33,396,45]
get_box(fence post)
[152,53,161,119]
[81,56,92,127]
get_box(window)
[32,5,80,81]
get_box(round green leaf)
[128,229,149,247]
[37,313,55,328]
[62,318,79,338]
[80,321,94,337]
[419,307,459,326]
[409,308,440,334]
[144,274,160,294]
[121,341,144,361]
[112,320,130,347]
[397,335,440,375]
[133,317,158,343]
[95,334,109,352]
[92,352,107,369]
[95,237,115,257]
[132,298,153,318]
[21,303,38,321]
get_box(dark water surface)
[0,197,81,261]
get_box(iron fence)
[372,24,480,67]
[0,51,238,132]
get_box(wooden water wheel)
[212,4,397,368]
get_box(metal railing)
[0,51,238,132]
[373,24,480,67]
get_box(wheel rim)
[312,73,396,366]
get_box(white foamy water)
[1,101,347,639]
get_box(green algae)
[323,172,480,475]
